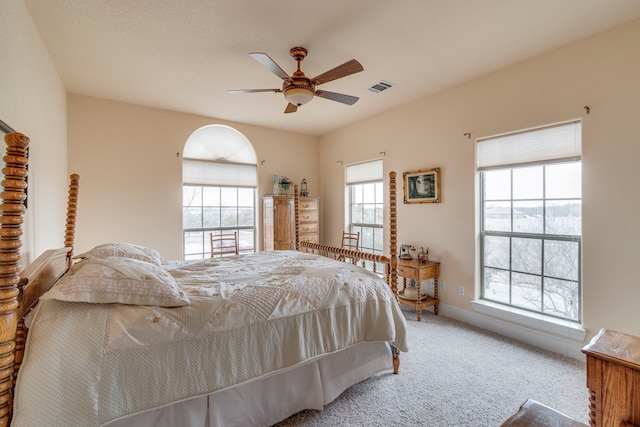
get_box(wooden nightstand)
[396,259,440,321]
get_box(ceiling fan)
[228,47,364,114]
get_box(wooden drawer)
[398,261,439,282]
[299,222,318,234]
[397,265,419,281]
[299,199,318,210]
[299,211,318,223]
[300,234,319,244]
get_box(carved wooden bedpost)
[65,174,80,256]
[388,171,400,375]
[0,133,29,426]
[293,185,299,251]
[389,172,397,296]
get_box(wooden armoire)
[263,196,319,250]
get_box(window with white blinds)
[478,120,583,322]
[346,159,384,270]
[182,125,257,260]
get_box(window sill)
[470,300,587,342]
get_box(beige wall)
[319,19,640,341]
[0,0,68,263]
[5,0,640,351]
[67,95,319,259]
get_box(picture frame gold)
[403,168,441,204]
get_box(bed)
[0,131,407,427]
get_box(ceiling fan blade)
[284,103,298,114]
[227,89,281,94]
[315,90,359,105]
[249,52,290,80]
[311,59,363,85]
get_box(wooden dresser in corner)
[297,197,319,245]
[263,196,319,250]
[582,328,640,427]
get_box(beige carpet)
[275,308,589,426]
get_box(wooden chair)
[340,231,360,263]
[210,232,239,257]
[341,231,360,251]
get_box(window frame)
[347,179,384,257]
[182,184,256,260]
[181,125,257,260]
[345,159,384,260]
[479,163,582,322]
[477,121,582,323]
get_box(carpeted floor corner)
[274,308,589,426]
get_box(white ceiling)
[24,0,640,136]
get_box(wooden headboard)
[0,132,30,424]
[0,132,79,426]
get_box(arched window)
[182,125,257,259]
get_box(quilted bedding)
[11,250,408,427]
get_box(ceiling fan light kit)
[229,46,363,114]
[284,87,314,106]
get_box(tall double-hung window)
[182,125,257,260]
[478,121,582,322]
[346,159,384,259]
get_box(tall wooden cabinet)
[263,196,319,251]
[263,196,295,250]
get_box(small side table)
[396,259,440,321]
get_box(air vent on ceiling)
[366,80,395,94]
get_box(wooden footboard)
[294,171,401,374]
[295,241,400,374]
[298,240,391,271]
[294,171,398,293]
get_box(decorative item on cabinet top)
[300,178,309,197]
[273,175,294,196]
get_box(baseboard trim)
[436,303,587,361]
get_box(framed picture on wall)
[403,168,441,204]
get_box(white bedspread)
[12,251,408,427]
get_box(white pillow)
[75,243,163,266]
[42,257,189,307]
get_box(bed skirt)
[106,341,393,427]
